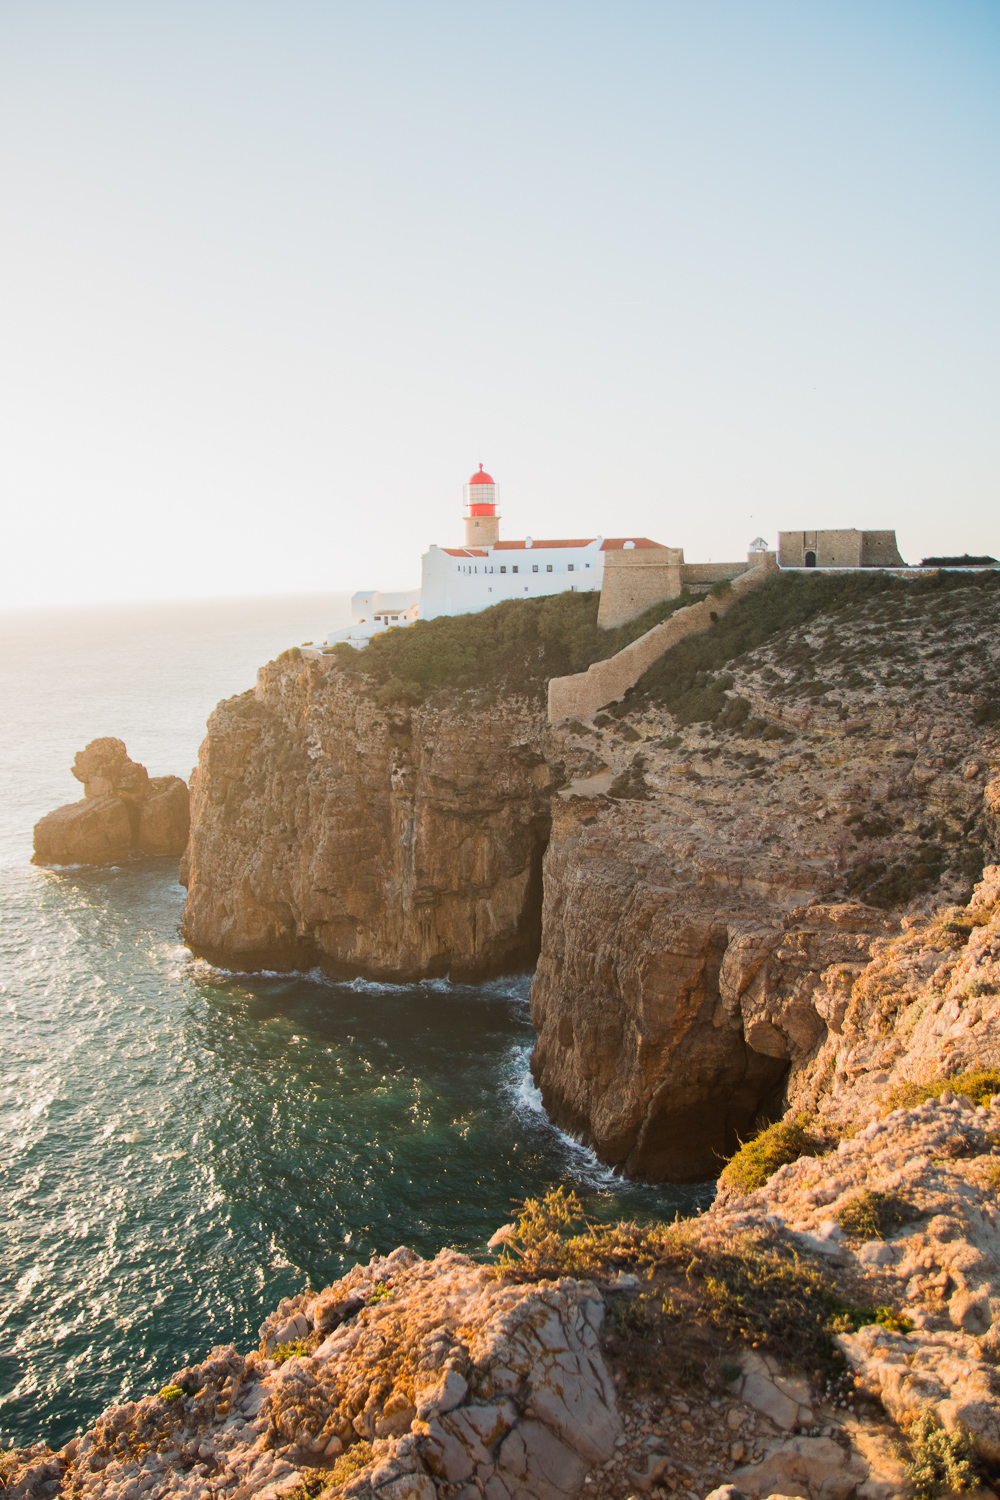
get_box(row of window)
[455,562,592,575]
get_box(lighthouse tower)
[463,464,500,546]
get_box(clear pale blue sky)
[1,1,997,604]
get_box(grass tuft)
[495,1188,911,1382]
[717,1113,819,1196]
[887,1067,1000,1112]
[835,1190,914,1240]
[904,1410,981,1500]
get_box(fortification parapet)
[549,552,778,722]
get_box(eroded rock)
[32,740,189,865]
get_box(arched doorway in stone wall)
[805,550,817,567]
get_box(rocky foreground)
[6,865,1000,1500]
[33,739,189,865]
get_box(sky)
[1,0,997,606]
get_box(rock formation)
[181,657,553,979]
[0,1246,622,1500]
[529,577,1000,1179]
[32,739,189,865]
[182,574,999,1182]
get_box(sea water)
[0,594,710,1449]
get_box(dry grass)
[495,1188,912,1381]
[717,1113,820,1196]
[886,1068,1000,1112]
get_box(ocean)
[0,594,708,1449]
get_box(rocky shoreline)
[177,571,1000,1181]
[5,864,1000,1500]
[16,571,1000,1499]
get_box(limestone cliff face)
[181,655,554,979]
[531,579,1000,1181]
[528,791,896,1181]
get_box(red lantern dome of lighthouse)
[464,463,498,517]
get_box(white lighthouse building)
[325,464,664,647]
[420,465,664,620]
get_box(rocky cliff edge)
[181,657,553,980]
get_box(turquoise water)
[0,595,707,1449]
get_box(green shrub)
[835,1190,913,1240]
[273,1338,312,1365]
[373,676,423,707]
[158,1384,185,1403]
[887,1067,1000,1112]
[338,588,693,701]
[905,1409,981,1500]
[717,1113,819,1195]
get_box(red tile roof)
[439,537,664,558]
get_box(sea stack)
[32,737,190,865]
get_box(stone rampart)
[596,548,760,628]
[679,560,754,587]
[596,547,683,628]
[548,553,778,721]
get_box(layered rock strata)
[32,739,189,865]
[3,1249,621,1500]
[531,580,1000,1180]
[181,657,553,979]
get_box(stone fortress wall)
[549,552,780,721]
[596,544,763,629]
[778,529,905,568]
[552,527,910,722]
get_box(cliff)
[530,569,1000,1180]
[11,941,1000,1500]
[181,656,554,979]
[33,739,189,865]
[183,572,1000,1181]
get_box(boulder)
[33,739,189,866]
[136,777,190,856]
[32,796,133,865]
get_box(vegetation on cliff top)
[630,565,1000,723]
[717,1113,820,1195]
[323,588,693,700]
[495,1187,911,1385]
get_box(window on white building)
[512,565,518,573]
[500,566,506,573]
[546,565,553,572]
[532,565,538,573]
[567,564,574,571]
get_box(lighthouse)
[463,464,500,546]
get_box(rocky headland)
[181,573,1000,1184]
[15,573,1000,1500]
[6,861,1000,1500]
[32,739,190,865]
